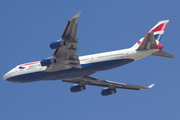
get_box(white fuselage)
[3,47,159,83]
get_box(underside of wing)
[44,12,81,72]
[61,12,81,40]
[62,76,154,91]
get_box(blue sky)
[0,0,179,120]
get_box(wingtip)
[173,56,177,58]
[72,12,81,18]
[148,84,155,88]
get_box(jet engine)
[70,84,86,92]
[49,41,66,49]
[40,58,56,66]
[101,88,116,96]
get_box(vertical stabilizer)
[131,20,169,49]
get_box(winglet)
[148,84,155,88]
[72,12,81,18]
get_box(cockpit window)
[19,66,25,69]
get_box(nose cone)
[3,67,20,82]
[3,70,13,81]
[3,73,18,82]
[3,73,8,80]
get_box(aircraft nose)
[3,74,7,80]
[3,72,11,80]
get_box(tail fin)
[132,20,169,49]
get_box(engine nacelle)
[70,84,85,92]
[101,88,116,96]
[40,58,56,66]
[49,41,66,49]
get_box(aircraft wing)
[45,12,81,72]
[62,76,154,90]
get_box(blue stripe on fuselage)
[6,59,134,83]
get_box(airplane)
[3,12,176,96]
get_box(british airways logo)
[19,62,40,69]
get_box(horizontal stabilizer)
[137,32,157,50]
[151,51,176,58]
